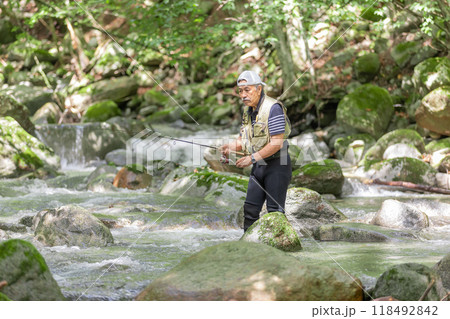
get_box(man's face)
[238,80,262,108]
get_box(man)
[220,70,292,232]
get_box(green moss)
[334,134,376,159]
[391,42,420,67]
[0,239,49,275]
[193,171,248,193]
[353,53,380,82]
[83,100,121,123]
[372,157,437,184]
[125,163,147,174]
[426,137,450,153]
[144,88,169,106]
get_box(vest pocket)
[252,122,266,137]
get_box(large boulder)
[353,53,380,83]
[66,77,138,112]
[425,137,450,154]
[373,263,446,301]
[0,117,60,178]
[81,100,122,123]
[0,239,65,300]
[367,157,437,186]
[0,85,54,115]
[370,199,429,230]
[136,241,363,301]
[113,164,152,190]
[415,86,450,136]
[405,199,450,226]
[33,205,114,247]
[362,129,425,168]
[313,223,418,242]
[390,41,434,68]
[240,212,302,252]
[0,93,35,134]
[292,160,344,195]
[285,188,347,235]
[433,253,450,291]
[382,143,422,160]
[337,84,394,138]
[412,57,450,96]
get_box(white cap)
[237,70,266,86]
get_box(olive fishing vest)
[240,95,291,155]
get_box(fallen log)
[373,179,450,195]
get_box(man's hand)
[236,155,252,168]
[219,144,230,157]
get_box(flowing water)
[1,125,450,300]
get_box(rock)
[415,86,450,136]
[0,117,60,178]
[0,229,9,240]
[92,43,130,78]
[160,168,248,208]
[412,57,450,96]
[33,205,114,247]
[285,188,346,235]
[383,143,422,160]
[31,102,62,125]
[429,148,449,170]
[334,134,376,164]
[0,239,65,300]
[0,222,27,233]
[143,88,169,106]
[362,129,425,168]
[367,157,437,186]
[66,77,138,112]
[147,160,181,188]
[136,241,363,301]
[113,165,152,190]
[203,147,245,175]
[292,160,344,195]
[313,223,418,242]
[82,100,122,123]
[426,137,450,153]
[353,53,380,83]
[433,253,450,290]
[7,39,57,68]
[391,42,437,68]
[435,173,450,190]
[0,93,35,134]
[19,215,34,227]
[289,133,330,165]
[105,116,147,137]
[406,199,450,219]
[240,212,302,252]
[105,149,127,166]
[373,263,446,301]
[0,85,54,115]
[370,199,429,230]
[337,84,394,139]
[86,164,118,192]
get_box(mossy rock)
[0,239,65,300]
[425,137,450,153]
[0,116,60,178]
[146,107,180,123]
[362,129,425,169]
[31,102,61,125]
[415,86,450,136]
[33,205,114,247]
[136,241,363,301]
[371,199,429,230]
[0,92,35,134]
[336,84,393,138]
[412,57,450,96]
[313,222,418,242]
[373,263,446,301]
[143,88,169,106]
[0,85,53,115]
[353,53,380,83]
[292,159,344,195]
[368,157,437,186]
[433,253,450,290]
[82,100,121,123]
[241,212,302,252]
[391,42,420,68]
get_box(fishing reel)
[220,154,230,164]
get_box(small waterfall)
[36,124,92,169]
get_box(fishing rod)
[153,133,246,157]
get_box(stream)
[1,125,449,300]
